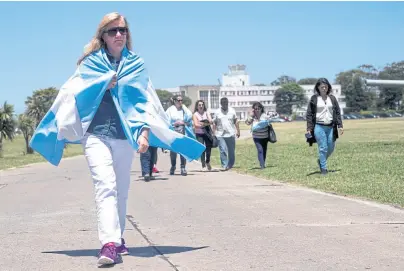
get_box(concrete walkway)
[1,151,403,270]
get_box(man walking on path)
[213,97,240,170]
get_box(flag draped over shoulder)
[30,47,205,166]
[251,119,270,132]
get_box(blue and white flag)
[251,119,270,132]
[30,47,205,166]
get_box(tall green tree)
[297,78,318,85]
[274,83,307,115]
[0,102,16,158]
[156,89,192,109]
[344,74,373,111]
[270,75,296,86]
[25,87,58,126]
[18,114,35,154]
[335,65,378,111]
[377,61,404,110]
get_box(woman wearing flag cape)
[29,12,205,267]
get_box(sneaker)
[170,167,175,175]
[97,242,118,266]
[321,169,328,175]
[152,165,159,173]
[206,163,212,171]
[181,168,187,176]
[116,238,129,256]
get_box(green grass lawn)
[211,118,404,207]
[0,136,83,170]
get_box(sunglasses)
[176,99,183,102]
[105,27,128,37]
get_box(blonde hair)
[77,12,133,65]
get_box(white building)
[165,65,346,120]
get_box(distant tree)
[335,65,378,111]
[297,78,318,85]
[344,74,373,111]
[25,87,58,126]
[18,114,35,154]
[274,83,307,115]
[156,89,192,109]
[270,75,296,86]
[0,102,16,158]
[377,61,404,110]
[182,95,192,107]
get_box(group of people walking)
[140,95,242,181]
[29,11,344,268]
[143,77,344,182]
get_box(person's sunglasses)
[105,27,128,37]
[176,99,183,102]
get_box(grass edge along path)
[210,118,404,208]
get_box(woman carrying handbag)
[245,102,276,169]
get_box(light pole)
[363,79,404,87]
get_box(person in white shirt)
[213,97,240,170]
[306,78,344,175]
[165,95,193,176]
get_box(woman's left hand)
[137,130,150,153]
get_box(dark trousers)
[196,133,212,167]
[253,137,268,168]
[140,146,158,176]
[170,151,186,169]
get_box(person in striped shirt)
[245,102,274,169]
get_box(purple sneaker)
[116,238,129,255]
[97,242,118,266]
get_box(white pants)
[81,134,134,246]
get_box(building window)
[210,90,219,109]
[199,90,209,107]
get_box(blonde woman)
[78,13,148,266]
[30,12,205,267]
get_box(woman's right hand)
[107,75,117,89]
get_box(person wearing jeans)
[314,125,335,169]
[140,146,158,181]
[165,95,194,176]
[245,102,273,169]
[306,78,344,175]
[213,97,240,170]
[192,99,213,171]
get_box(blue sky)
[1,1,404,114]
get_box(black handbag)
[268,124,277,143]
[204,125,218,148]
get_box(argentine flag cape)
[250,114,272,132]
[165,104,195,139]
[30,47,205,166]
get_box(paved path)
[1,151,404,270]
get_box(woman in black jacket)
[306,78,344,175]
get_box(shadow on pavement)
[42,245,208,258]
